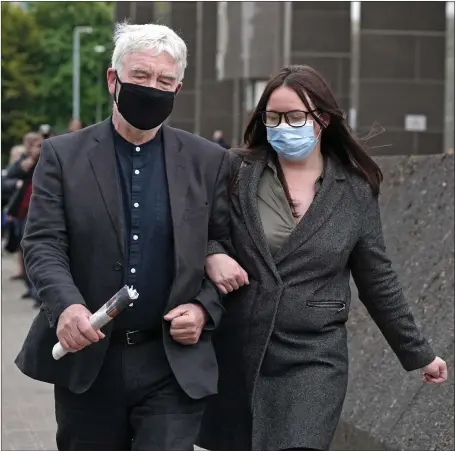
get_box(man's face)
[107,49,183,99]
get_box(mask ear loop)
[113,71,121,106]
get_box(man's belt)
[110,329,162,346]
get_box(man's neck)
[112,109,161,145]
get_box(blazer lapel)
[162,125,189,245]
[88,118,125,257]
[274,156,347,265]
[239,159,282,282]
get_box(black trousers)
[54,339,208,451]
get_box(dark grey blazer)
[15,118,230,398]
[197,151,436,451]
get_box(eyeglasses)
[261,110,319,128]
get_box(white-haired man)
[15,22,231,451]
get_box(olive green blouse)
[257,160,323,256]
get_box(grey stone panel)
[291,8,351,53]
[171,2,197,88]
[360,35,416,79]
[332,154,454,451]
[358,81,445,131]
[293,1,350,12]
[171,90,196,122]
[361,1,446,32]
[416,131,445,155]
[418,35,446,80]
[135,2,155,24]
[115,2,132,22]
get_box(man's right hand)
[56,304,105,353]
[205,253,249,294]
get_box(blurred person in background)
[4,132,42,307]
[197,65,448,451]
[2,145,25,241]
[15,21,229,451]
[67,118,82,133]
[212,129,229,149]
[39,123,53,139]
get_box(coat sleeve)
[349,192,436,371]
[206,150,241,257]
[21,140,87,328]
[193,151,231,330]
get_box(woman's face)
[265,86,323,136]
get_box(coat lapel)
[161,125,189,250]
[239,158,282,282]
[274,156,347,265]
[88,118,125,257]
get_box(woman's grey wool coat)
[197,151,435,451]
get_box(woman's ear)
[319,113,330,128]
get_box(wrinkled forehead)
[121,50,179,79]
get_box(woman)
[197,65,447,451]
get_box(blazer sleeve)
[206,149,242,257]
[21,140,87,328]
[193,151,231,330]
[349,192,436,371]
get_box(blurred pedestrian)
[15,21,230,451]
[198,65,448,451]
[4,132,42,306]
[67,118,82,133]
[39,124,53,139]
[212,129,229,149]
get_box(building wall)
[357,1,447,155]
[114,1,450,155]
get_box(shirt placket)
[126,145,143,289]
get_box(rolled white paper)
[52,286,139,360]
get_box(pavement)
[1,252,204,451]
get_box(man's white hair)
[111,21,188,82]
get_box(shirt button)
[134,202,139,208]
[133,235,138,240]
[134,169,140,175]
[135,147,140,152]
[130,268,136,274]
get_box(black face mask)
[114,73,176,130]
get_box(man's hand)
[163,303,208,345]
[421,356,448,384]
[205,253,249,294]
[56,304,105,353]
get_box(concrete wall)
[332,154,454,450]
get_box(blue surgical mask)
[267,121,320,161]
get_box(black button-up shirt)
[112,125,175,331]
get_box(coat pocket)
[306,300,346,313]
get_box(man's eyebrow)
[159,73,177,81]
[130,67,151,75]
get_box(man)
[15,22,230,451]
[67,118,82,133]
[4,133,42,304]
[212,129,229,149]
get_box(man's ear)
[175,82,183,95]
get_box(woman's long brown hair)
[233,65,383,210]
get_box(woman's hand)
[206,253,249,294]
[421,356,448,384]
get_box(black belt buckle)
[126,330,140,345]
